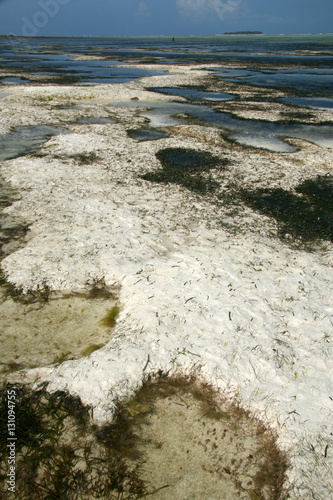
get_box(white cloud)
[135,1,150,18]
[176,0,242,21]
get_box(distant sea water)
[0,34,332,95]
[0,34,332,154]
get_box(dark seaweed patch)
[86,278,118,301]
[41,74,81,85]
[0,383,147,499]
[141,147,229,194]
[0,270,51,304]
[68,152,102,165]
[279,110,315,122]
[240,175,333,243]
[0,178,30,263]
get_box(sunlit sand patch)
[0,286,120,380]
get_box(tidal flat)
[0,35,332,499]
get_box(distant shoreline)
[224,31,263,35]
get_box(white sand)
[0,66,332,498]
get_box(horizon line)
[1,32,333,38]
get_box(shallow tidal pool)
[111,99,333,152]
[0,288,119,379]
[0,378,288,499]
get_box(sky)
[0,0,332,37]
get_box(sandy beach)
[0,60,332,497]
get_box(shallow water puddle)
[78,66,168,84]
[111,100,333,152]
[120,379,288,499]
[0,289,119,379]
[0,125,68,161]
[55,104,80,110]
[75,116,116,124]
[217,67,333,94]
[127,128,169,141]
[0,44,167,84]
[0,377,288,499]
[281,96,333,111]
[2,76,29,84]
[151,86,235,102]
[209,68,253,79]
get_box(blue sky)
[0,0,332,37]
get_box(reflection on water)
[0,40,167,84]
[281,96,333,111]
[112,100,333,152]
[127,128,169,141]
[5,60,167,84]
[151,87,235,102]
[215,67,333,95]
[76,66,168,84]
[1,77,29,84]
[0,125,68,161]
